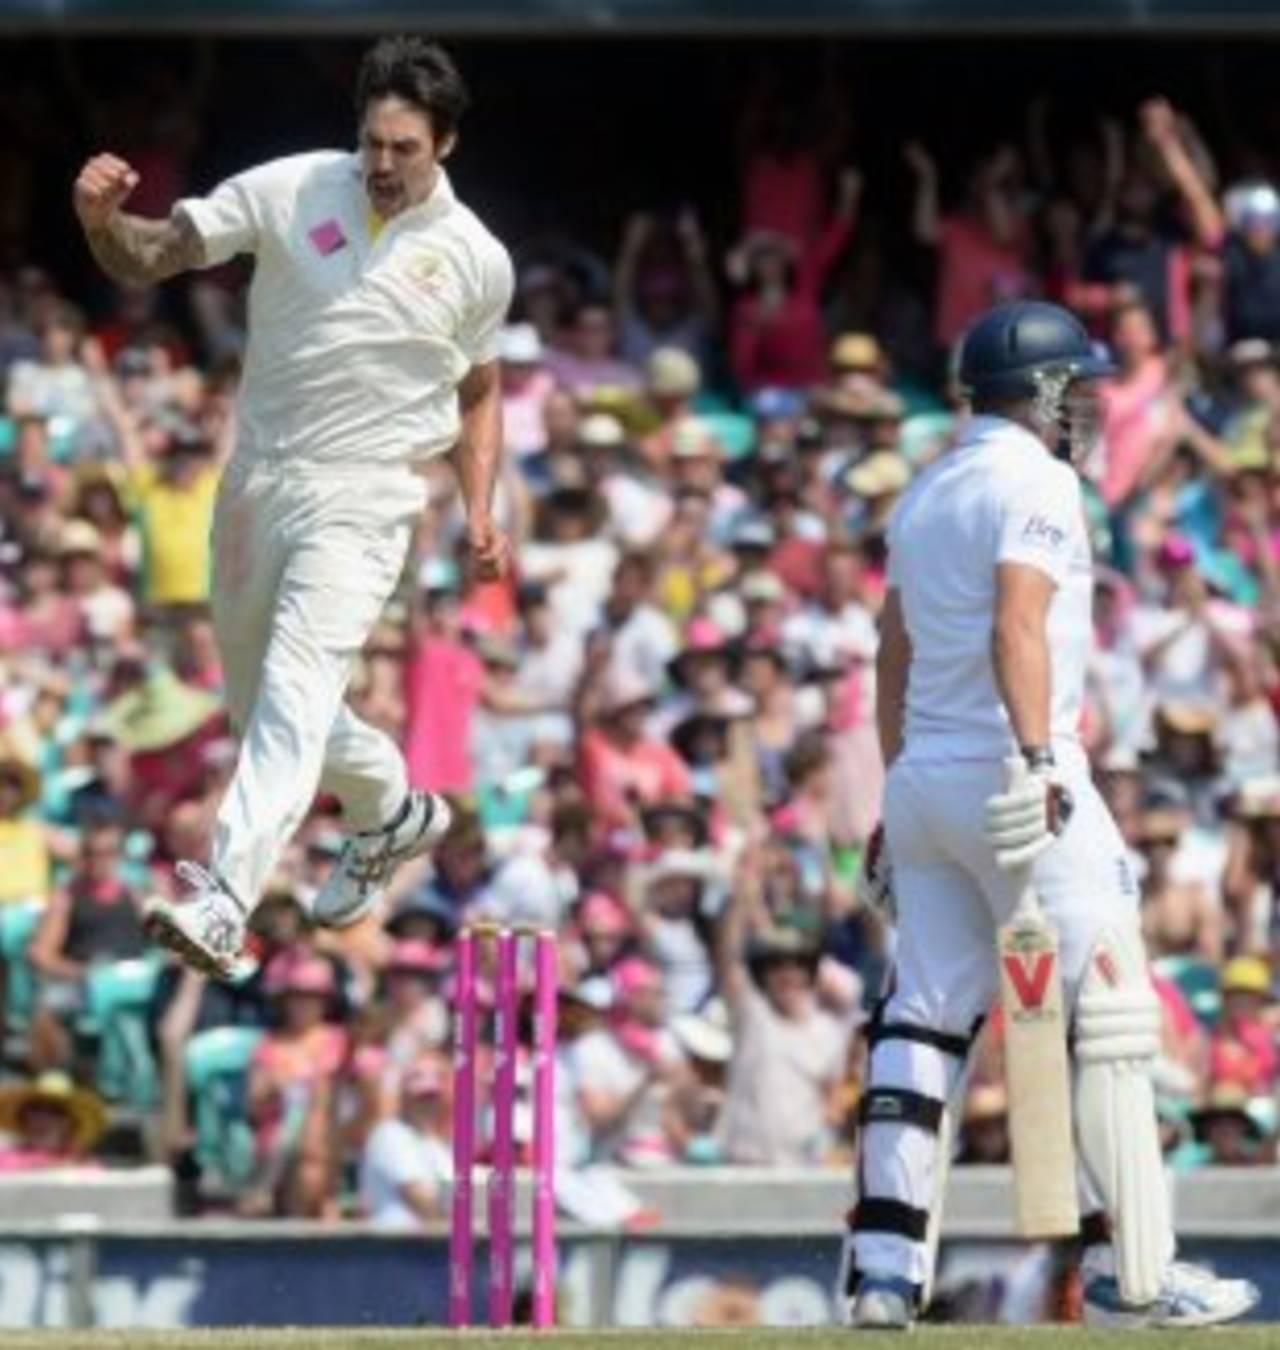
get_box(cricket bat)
[996,758,1078,1239]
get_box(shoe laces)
[175,861,246,919]
[341,799,423,891]
[1162,1261,1216,1293]
[340,833,398,892]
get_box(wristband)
[1021,745,1056,771]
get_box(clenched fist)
[465,516,512,583]
[73,154,140,230]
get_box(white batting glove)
[985,761,1074,871]
[856,822,895,920]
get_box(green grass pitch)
[0,1329,1275,1349]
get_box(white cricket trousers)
[207,458,425,910]
[852,747,1139,1287]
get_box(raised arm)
[88,349,147,473]
[716,837,768,1008]
[675,208,720,327]
[1140,98,1224,250]
[903,142,940,247]
[979,146,1022,248]
[613,212,653,323]
[73,154,204,286]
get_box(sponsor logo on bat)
[1002,950,1056,1011]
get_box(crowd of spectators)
[3,65,1280,1225]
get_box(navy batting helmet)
[958,301,1113,401]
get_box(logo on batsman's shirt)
[1022,514,1065,549]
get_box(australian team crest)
[408,250,446,293]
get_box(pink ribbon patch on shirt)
[308,219,347,256]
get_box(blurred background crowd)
[2,37,1280,1224]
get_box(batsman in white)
[840,301,1259,1330]
[72,37,513,977]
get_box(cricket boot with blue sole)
[1083,1260,1259,1328]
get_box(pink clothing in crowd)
[935,214,1033,348]
[502,369,558,458]
[730,213,853,393]
[1210,1017,1279,1096]
[742,150,827,251]
[578,727,693,831]
[1099,357,1172,507]
[404,636,484,794]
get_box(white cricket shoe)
[312,791,452,929]
[143,862,254,981]
[1083,1261,1259,1328]
[849,1275,916,1331]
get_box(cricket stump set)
[449,924,558,1329]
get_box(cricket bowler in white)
[72,37,512,976]
[840,301,1258,1330]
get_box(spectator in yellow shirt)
[100,376,230,610]
[128,432,221,608]
[0,745,50,906]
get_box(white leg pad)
[852,1026,968,1291]
[1073,921,1174,1307]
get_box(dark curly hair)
[354,36,470,142]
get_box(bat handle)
[1003,752,1029,791]
[1012,871,1040,919]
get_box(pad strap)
[867,1019,974,1059]
[852,1197,930,1241]
[859,1087,946,1133]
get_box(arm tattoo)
[84,211,204,286]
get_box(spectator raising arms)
[904,141,1033,350]
[1074,98,1223,347]
[728,167,861,394]
[8,39,1280,1229]
[716,837,850,1166]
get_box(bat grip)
[1002,754,1042,917]
[1012,873,1041,920]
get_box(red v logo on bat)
[1003,952,1055,1010]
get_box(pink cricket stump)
[487,929,519,1326]
[448,929,478,1328]
[531,931,558,1329]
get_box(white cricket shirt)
[887,415,1093,761]
[177,152,513,470]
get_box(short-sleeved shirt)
[887,415,1092,760]
[127,462,220,605]
[0,819,50,905]
[721,984,847,1166]
[177,154,513,470]
[567,1026,680,1166]
[360,1119,452,1228]
[577,729,693,830]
